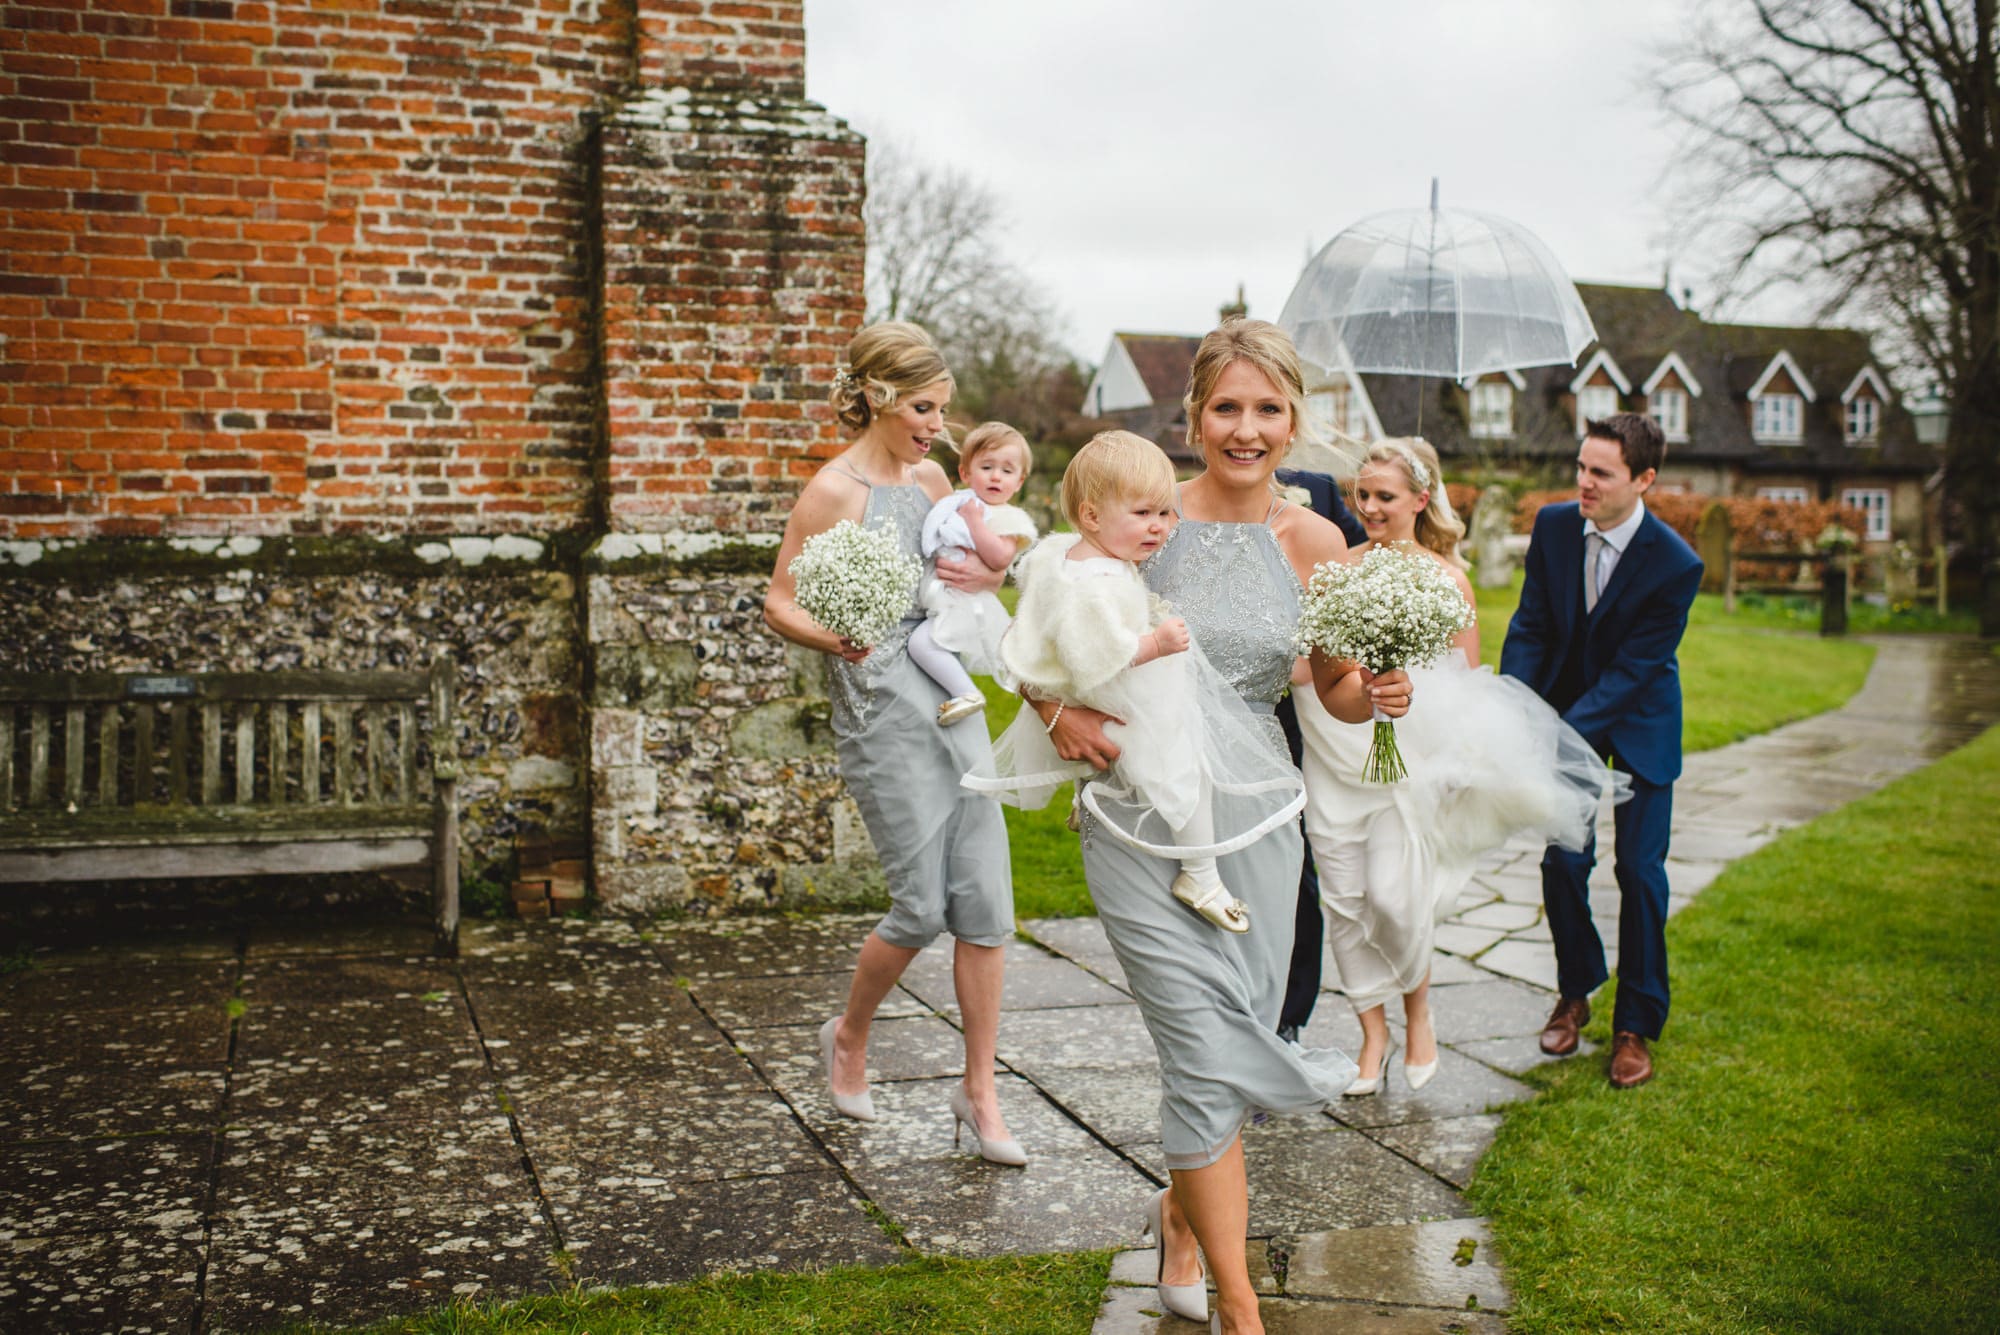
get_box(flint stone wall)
[583,538,879,916]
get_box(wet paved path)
[1,637,1993,1333]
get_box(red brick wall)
[0,0,846,542]
[598,91,863,535]
[638,0,806,98]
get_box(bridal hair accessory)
[831,366,859,396]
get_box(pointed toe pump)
[819,1016,876,1122]
[1404,1015,1440,1092]
[1141,1187,1208,1322]
[949,1085,1027,1166]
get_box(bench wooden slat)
[65,706,85,805]
[1,705,13,809]
[0,836,435,883]
[333,705,353,807]
[303,703,321,802]
[398,703,415,803]
[366,703,386,805]
[133,704,154,805]
[269,702,288,808]
[98,703,117,805]
[201,703,221,805]
[234,710,253,805]
[0,671,432,705]
[168,704,189,806]
[28,706,49,806]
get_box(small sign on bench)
[126,676,197,700]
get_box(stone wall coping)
[0,533,586,580]
[610,85,857,141]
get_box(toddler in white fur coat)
[967,431,1304,934]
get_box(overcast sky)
[805,0,1751,366]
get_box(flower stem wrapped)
[1294,544,1474,783]
[789,519,923,648]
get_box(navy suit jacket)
[1500,501,1702,786]
[1274,468,1365,547]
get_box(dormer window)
[1470,381,1513,438]
[1846,397,1878,441]
[1568,350,1632,438]
[1752,393,1803,442]
[1641,352,1701,443]
[1650,387,1688,441]
[1840,366,1889,443]
[1747,350,1815,446]
[1576,384,1618,433]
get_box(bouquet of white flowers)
[1294,543,1474,782]
[789,519,923,648]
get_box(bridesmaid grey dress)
[825,467,1014,950]
[1081,503,1356,1170]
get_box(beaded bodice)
[1142,511,1304,708]
[824,479,929,731]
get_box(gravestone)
[1696,502,1733,594]
[1472,486,1516,589]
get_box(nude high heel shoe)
[818,1016,876,1122]
[1141,1187,1207,1322]
[1404,1014,1440,1092]
[1342,1035,1397,1097]
[949,1084,1026,1166]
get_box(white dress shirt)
[1584,498,1647,606]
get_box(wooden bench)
[0,659,462,954]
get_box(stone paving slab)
[545,1169,902,1287]
[0,1002,232,1068]
[519,1088,829,1185]
[1,1232,203,1335]
[213,1116,532,1220]
[1364,1116,1504,1191]
[0,1134,211,1238]
[1,959,238,1011]
[0,1064,226,1144]
[231,1050,499,1127]
[1275,1217,1509,1312]
[203,1204,555,1335]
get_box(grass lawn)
[320,1253,1110,1335]
[1468,723,2000,1334]
[998,577,1878,919]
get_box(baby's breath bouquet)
[789,519,923,648]
[1294,544,1474,782]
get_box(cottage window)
[1470,382,1513,438]
[1576,384,1618,435]
[1841,488,1891,540]
[1752,393,1803,442]
[1649,387,1688,441]
[1845,397,1879,441]
[1756,486,1810,504]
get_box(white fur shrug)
[1000,533,1168,700]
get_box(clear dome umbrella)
[1279,181,1596,395]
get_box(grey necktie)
[1584,531,1607,612]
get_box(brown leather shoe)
[1609,1032,1654,1088]
[1539,997,1590,1055]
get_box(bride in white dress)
[1295,438,1618,1095]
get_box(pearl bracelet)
[1043,701,1065,734]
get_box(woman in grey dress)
[764,322,1023,1163]
[1028,320,1411,1333]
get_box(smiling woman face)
[1350,462,1428,546]
[1195,359,1292,489]
[867,378,952,468]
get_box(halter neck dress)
[823,464,1013,950]
[1080,498,1356,1170]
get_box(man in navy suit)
[1501,413,1701,1088]
[1273,467,1365,1042]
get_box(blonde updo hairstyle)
[1060,430,1175,531]
[830,321,954,434]
[1361,437,1466,562]
[1181,318,1321,477]
[956,421,1032,482]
